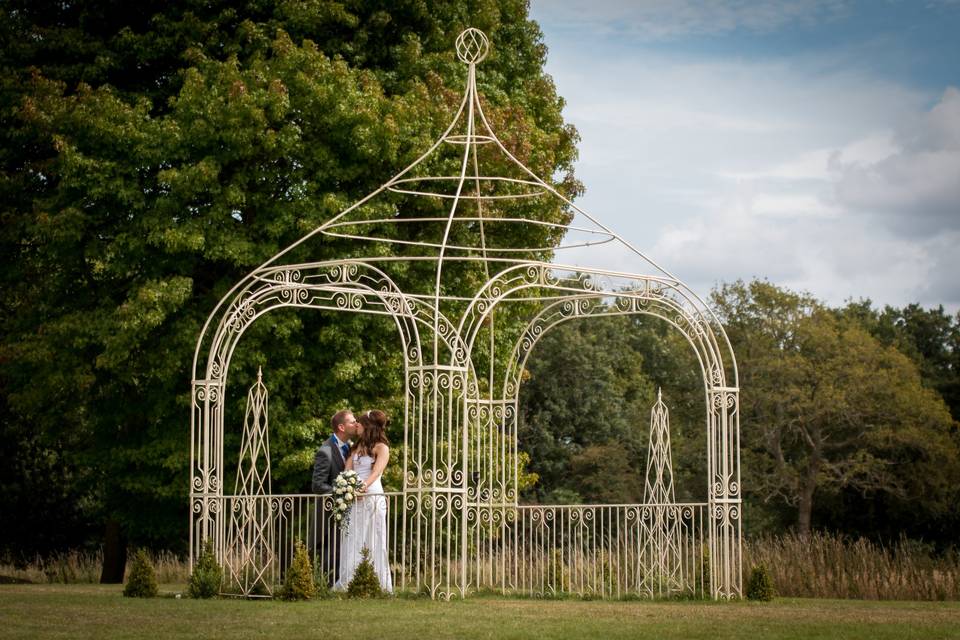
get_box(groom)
[312,409,358,584]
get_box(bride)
[334,409,393,592]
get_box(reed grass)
[0,550,189,585]
[3,532,957,601]
[743,533,960,600]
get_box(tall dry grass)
[743,532,960,600]
[0,550,189,585]
[3,533,958,599]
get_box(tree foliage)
[839,301,960,422]
[0,1,578,555]
[517,281,960,546]
[713,281,959,537]
[518,316,658,504]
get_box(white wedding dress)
[334,453,393,592]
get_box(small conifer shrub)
[346,547,383,598]
[746,563,776,601]
[123,549,159,598]
[188,540,223,599]
[281,539,316,601]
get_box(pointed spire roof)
[309,28,676,280]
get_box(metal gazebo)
[190,28,742,600]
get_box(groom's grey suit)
[312,435,347,584]
[312,435,346,494]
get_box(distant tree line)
[519,280,960,546]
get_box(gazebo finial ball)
[456,27,490,64]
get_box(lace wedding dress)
[334,453,393,592]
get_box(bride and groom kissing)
[312,409,393,593]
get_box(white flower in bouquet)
[331,469,365,534]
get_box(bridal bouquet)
[332,470,364,534]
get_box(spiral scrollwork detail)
[404,495,419,512]
[712,480,724,497]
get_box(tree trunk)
[796,457,820,537]
[100,519,126,584]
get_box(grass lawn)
[2,584,959,639]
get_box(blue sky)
[528,0,960,310]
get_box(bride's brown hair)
[356,409,390,454]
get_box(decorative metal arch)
[189,28,743,600]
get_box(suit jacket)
[312,435,346,494]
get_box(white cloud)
[829,87,960,236]
[537,30,959,308]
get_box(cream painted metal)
[223,368,274,596]
[640,389,685,597]
[190,27,742,599]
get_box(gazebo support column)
[708,386,742,599]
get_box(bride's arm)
[363,443,390,490]
[345,453,354,471]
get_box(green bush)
[346,547,383,598]
[123,549,158,598]
[281,540,315,601]
[188,541,222,599]
[746,564,776,601]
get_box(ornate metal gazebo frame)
[190,29,742,599]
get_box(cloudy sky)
[528,0,960,311]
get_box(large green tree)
[713,281,959,537]
[0,0,578,567]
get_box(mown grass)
[2,583,959,640]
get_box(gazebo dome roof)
[306,28,676,285]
